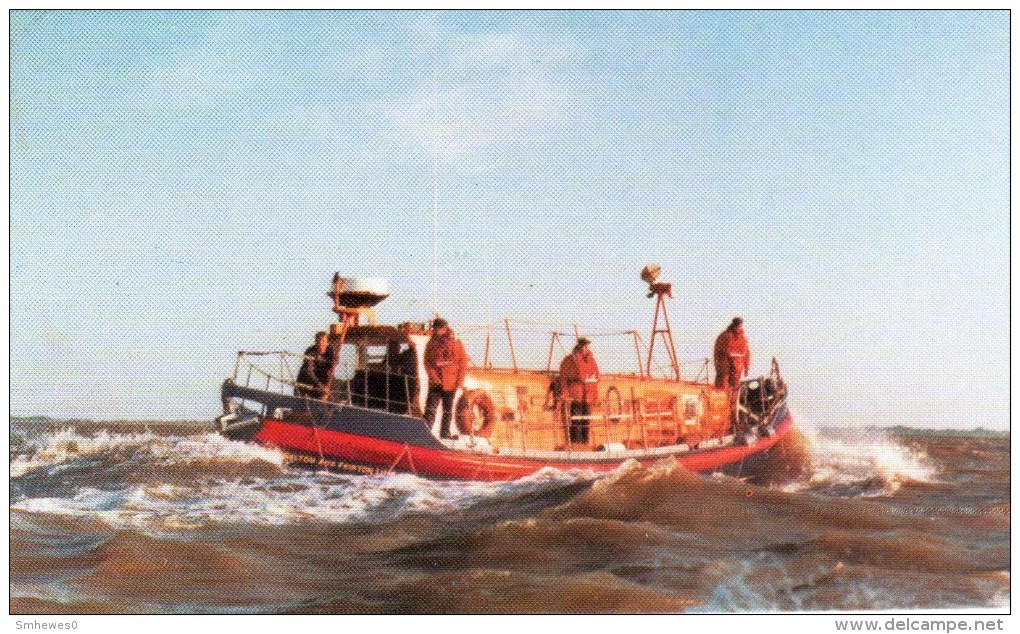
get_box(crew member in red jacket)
[559,337,600,445]
[714,317,751,396]
[423,318,469,439]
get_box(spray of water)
[10,428,285,478]
[785,417,938,495]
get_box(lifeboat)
[216,269,794,481]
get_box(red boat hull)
[254,411,796,481]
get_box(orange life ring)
[456,390,496,437]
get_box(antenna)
[431,149,439,317]
[429,35,440,318]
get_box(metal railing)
[231,350,308,396]
[229,350,417,415]
[736,358,788,433]
[227,350,785,455]
[485,392,695,455]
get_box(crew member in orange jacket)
[714,317,751,395]
[559,337,600,445]
[423,318,469,439]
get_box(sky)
[9,10,1009,429]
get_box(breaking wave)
[10,428,286,478]
[39,466,580,530]
[9,422,1009,613]
[10,426,593,533]
[785,422,939,496]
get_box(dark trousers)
[425,385,458,438]
[569,402,591,444]
[717,367,743,431]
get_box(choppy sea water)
[9,419,1009,613]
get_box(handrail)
[227,349,786,457]
[734,359,787,434]
[229,350,424,415]
[236,350,305,357]
[496,385,767,457]
[460,319,711,380]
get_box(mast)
[641,265,681,381]
[429,32,440,318]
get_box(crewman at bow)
[423,318,469,439]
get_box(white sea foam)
[783,421,938,495]
[687,556,785,613]
[10,428,152,477]
[985,572,1010,610]
[10,460,590,532]
[10,426,592,533]
[689,555,995,612]
[10,428,285,478]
